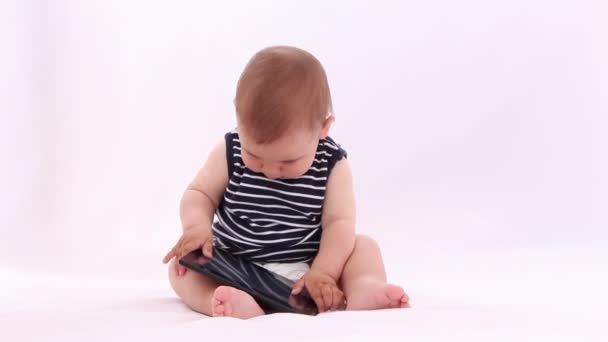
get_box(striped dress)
[212,131,347,264]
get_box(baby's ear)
[318,115,335,139]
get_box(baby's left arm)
[292,158,356,312]
[312,158,357,280]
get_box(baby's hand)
[162,226,213,276]
[291,268,346,313]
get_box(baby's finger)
[202,239,213,258]
[340,291,347,310]
[162,246,177,264]
[174,234,191,257]
[291,278,305,295]
[331,288,345,311]
[321,284,333,311]
[176,239,197,259]
[311,287,326,313]
[174,236,188,256]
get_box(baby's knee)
[167,259,217,315]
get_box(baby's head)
[235,46,334,179]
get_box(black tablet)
[179,248,318,316]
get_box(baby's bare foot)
[347,282,410,311]
[211,286,265,319]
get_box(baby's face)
[239,128,320,180]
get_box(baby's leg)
[168,259,264,318]
[340,235,410,310]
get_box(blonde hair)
[235,46,333,144]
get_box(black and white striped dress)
[212,131,347,264]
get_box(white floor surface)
[1,247,606,341]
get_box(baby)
[163,46,409,318]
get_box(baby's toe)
[384,285,410,308]
[214,304,226,316]
[211,297,220,307]
[385,285,405,300]
[213,286,232,302]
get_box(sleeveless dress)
[212,130,347,267]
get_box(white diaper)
[254,262,310,282]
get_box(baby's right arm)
[180,140,228,232]
[163,140,228,270]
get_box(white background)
[1,0,607,271]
